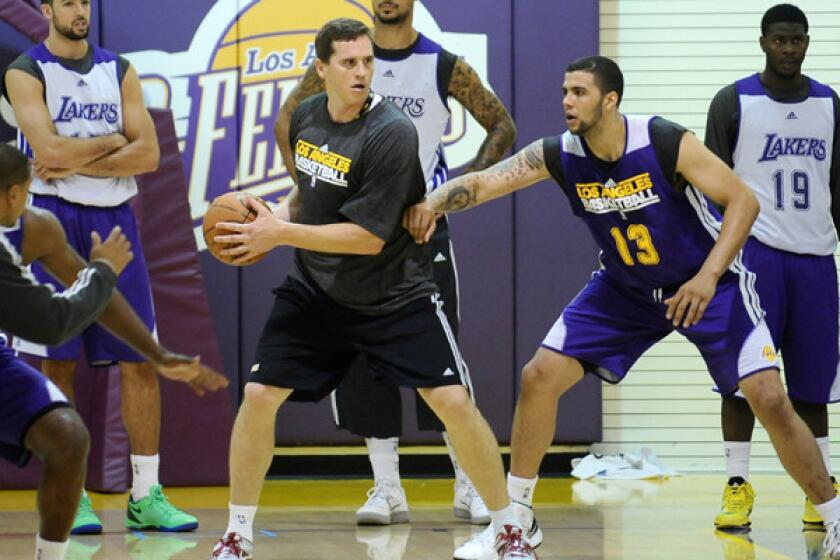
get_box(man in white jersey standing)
[276,0,516,531]
[2,0,198,534]
[705,3,840,530]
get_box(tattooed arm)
[274,64,325,221]
[275,64,325,184]
[449,58,517,172]
[404,140,549,242]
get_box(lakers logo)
[762,345,777,362]
[123,0,491,250]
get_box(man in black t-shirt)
[208,18,535,560]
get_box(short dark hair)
[761,4,808,35]
[314,18,372,63]
[41,0,53,5]
[0,144,30,192]
[566,55,624,106]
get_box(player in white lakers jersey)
[2,0,197,535]
[705,3,840,530]
[275,0,516,533]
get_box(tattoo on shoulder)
[285,65,325,110]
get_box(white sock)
[817,436,833,477]
[130,454,160,501]
[226,503,258,543]
[366,437,400,484]
[489,503,517,534]
[507,473,537,507]
[35,534,68,560]
[723,441,751,480]
[442,432,469,485]
[815,496,840,525]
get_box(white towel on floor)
[570,448,681,480]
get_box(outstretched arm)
[22,209,227,393]
[404,140,549,243]
[427,140,549,212]
[448,58,517,172]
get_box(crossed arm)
[6,65,159,180]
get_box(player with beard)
[2,0,198,535]
[705,3,840,530]
[276,0,516,530]
[406,55,840,560]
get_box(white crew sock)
[442,432,469,485]
[817,436,833,477]
[130,454,160,501]
[507,473,537,507]
[815,496,840,525]
[226,503,258,543]
[723,441,751,481]
[35,534,68,560]
[489,503,518,534]
[366,437,400,484]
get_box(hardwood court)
[0,474,828,559]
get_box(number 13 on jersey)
[610,224,661,266]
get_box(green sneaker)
[124,485,198,532]
[71,493,103,535]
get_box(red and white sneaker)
[495,525,537,559]
[210,532,253,559]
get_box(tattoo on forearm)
[428,141,545,213]
[428,177,477,212]
[449,59,516,172]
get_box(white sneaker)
[825,521,840,559]
[356,480,410,525]
[453,503,542,560]
[210,533,253,559]
[495,525,537,559]
[454,481,491,525]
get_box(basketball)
[202,192,272,266]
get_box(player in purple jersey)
[406,56,840,559]
[2,0,199,534]
[705,3,840,531]
[0,144,226,560]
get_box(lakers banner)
[122,0,491,248]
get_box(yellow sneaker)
[714,477,755,529]
[802,477,839,527]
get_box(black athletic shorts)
[250,276,467,401]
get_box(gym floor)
[0,474,826,559]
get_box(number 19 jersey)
[732,74,836,255]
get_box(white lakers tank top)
[17,43,138,207]
[732,74,836,255]
[372,34,456,193]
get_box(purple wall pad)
[131,109,233,485]
[512,0,602,443]
[0,0,47,42]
